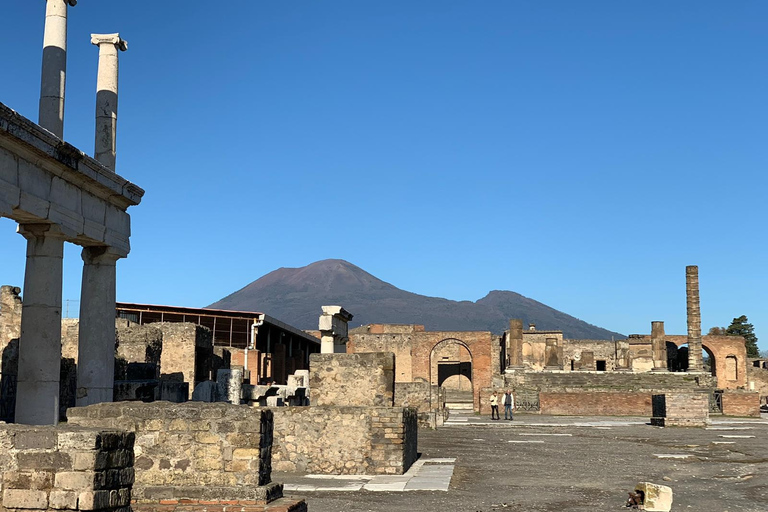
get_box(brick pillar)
[651,321,667,370]
[508,319,524,368]
[686,266,704,372]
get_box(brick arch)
[430,338,473,389]
[668,335,747,389]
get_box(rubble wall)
[0,424,134,512]
[271,406,417,475]
[67,402,275,503]
[309,353,394,407]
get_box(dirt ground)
[281,414,768,512]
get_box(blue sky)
[0,1,765,348]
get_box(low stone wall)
[310,353,395,407]
[0,425,134,512]
[394,382,444,427]
[271,406,418,475]
[540,391,652,416]
[651,392,709,427]
[67,402,280,504]
[721,391,760,417]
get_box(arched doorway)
[668,342,716,376]
[430,339,474,411]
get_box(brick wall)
[0,425,134,512]
[721,391,760,417]
[271,406,417,475]
[540,391,652,416]
[67,402,279,504]
[651,392,709,427]
[310,353,394,407]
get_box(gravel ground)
[280,414,768,512]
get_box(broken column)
[76,247,122,407]
[91,33,128,171]
[14,224,66,425]
[651,321,667,371]
[686,265,704,372]
[507,319,524,368]
[38,0,76,138]
[319,306,353,354]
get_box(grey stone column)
[76,247,121,407]
[91,34,128,171]
[15,224,66,425]
[508,319,524,368]
[39,0,77,138]
[651,321,667,370]
[319,306,353,354]
[686,266,704,372]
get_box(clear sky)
[0,1,765,349]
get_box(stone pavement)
[283,411,768,512]
[281,457,455,492]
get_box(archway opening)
[668,342,715,376]
[431,339,472,391]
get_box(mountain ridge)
[208,259,625,340]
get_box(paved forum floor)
[278,412,768,512]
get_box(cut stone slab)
[636,481,673,512]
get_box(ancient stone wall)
[0,425,134,512]
[747,365,768,399]
[67,402,278,503]
[155,323,212,395]
[721,391,760,417]
[394,382,442,428]
[271,406,417,475]
[650,392,709,427]
[539,392,652,416]
[505,370,716,392]
[562,340,626,371]
[347,330,414,382]
[310,353,395,407]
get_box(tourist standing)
[503,389,514,420]
[490,391,500,420]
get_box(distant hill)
[208,259,625,340]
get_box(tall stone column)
[686,265,704,372]
[76,247,121,407]
[651,321,668,371]
[508,319,524,368]
[39,0,77,138]
[91,34,128,171]
[15,224,66,425]
[319,306,353,354]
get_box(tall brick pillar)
[508,319,524,368]
[686,266,704,372]
[651,321,667,371]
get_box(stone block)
[2,488,49,509]
[54,471,96,491]
[3,470,54,490]
[49,489,78,510]
[636,481,673,511]
[17,451,72,471]
[78,489,111,511]
[14,430,57,450]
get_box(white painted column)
[76,247,122,407]
[15,224,66,425]
[91,34,128,171]
[39,0,77,138]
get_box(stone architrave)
[651,321,667,371]
[39,0,77,138]
[14,224,66,425]
[318,306,353,354]
[508,319,524,368]
[91,33,128,171]
[686,266,704,372]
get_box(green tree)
[726,315,759,358]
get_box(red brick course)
[133,498,307,512]
[540,392,652,416]
[721,391,760,417]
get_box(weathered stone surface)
[636,481,673,511]
[310,353,395,407]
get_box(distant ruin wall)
[67,402,277,503]
[0,424,134,512]
[651,392,709,427]
[271,406,417,475]
[540,391,652,416]
[310,353,394,407]
[721,391,760,417]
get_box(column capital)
[16,223,67,241]
[91,33,128,51]
[81,245,125,265]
